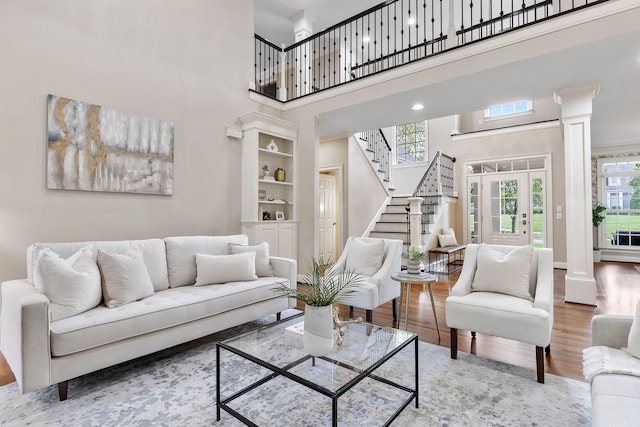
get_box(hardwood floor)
[0,261,637,388]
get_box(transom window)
[597,157,640,248]
[395,121,426,164]
[485,100,532,119]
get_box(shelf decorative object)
[266,139,279,152]
[274,167,286,182]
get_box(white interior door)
[481,173,530,246]
[318,173,337,262]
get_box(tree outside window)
[396,122,426,164]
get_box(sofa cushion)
[471,244,533,301]
[48,276,289,356]
[194,252,257,285]
[591,374,640,427]
[98,249,155,308]
[28,239,169,292]
[164,235,248,288]
[229,241,275,277]
[33,246,102,321]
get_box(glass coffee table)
[216,315,418,426]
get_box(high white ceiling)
[255,1,640,148]
[254,0,381,46]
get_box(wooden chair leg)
[545,344,551,355]
[391,298,398,321]
[276,312,281,321]
[450,328,458,359]
[471,331,476,339]
[58,381,68,401]
[365,309,373,323]
[536,346,545,384]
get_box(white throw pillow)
[438,234,459,247]
[98,249,155,308]
[33,246,102,321]
[626,300,640,359]
[441,227,456,236]
[229,241,275,277]
[471,244,534,301]
[345,238,385,277]
[194,252,258,286]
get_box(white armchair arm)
[449,244,479,297]
[0,279,52,393]
[269,257,297,309]
[591,314,634,348]
[533,248,554,315]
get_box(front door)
[481,173,530,246]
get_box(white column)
[554,82,600,306]
[290,11,315,97]
[278,44,287,101]
[407,197,423,250]
[446,0,457,49]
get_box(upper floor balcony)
[254,0,608,102]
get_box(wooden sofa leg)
[276,312,281,321]
[536,346,545,384]
[392,298,398,321]
[365,309,373,323]
[58,381,68,401]
[450,328,458,359]
[545,344,551,355]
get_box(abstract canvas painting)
[47,94,174,195]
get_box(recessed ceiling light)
[412,103,424,111]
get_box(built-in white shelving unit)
[238,112,298,260]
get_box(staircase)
[369,195,439,253]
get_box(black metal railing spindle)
[255,0,607,101]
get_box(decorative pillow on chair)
[441,227,456,236]
[471,244,534,301]
[345,238,384,276]
[228,241,275,277]
[438,234,459,247]
[194,252,258,285]
[626,300,640,359]
[98,249,155,308]
[34,246,102,321]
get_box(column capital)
[553,82,601,118]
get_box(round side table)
[391,272,440,341]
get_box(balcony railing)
[254,0,607,101]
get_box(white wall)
[0,0,255,281]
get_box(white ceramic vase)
[303,304,334,356]
[407,259,421,274]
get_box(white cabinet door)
[277,222,297,260]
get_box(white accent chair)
[445,243,554,383]
[327,237,403,323]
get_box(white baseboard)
[553,262,567,270]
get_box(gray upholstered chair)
[327,237,403,323]
[445,243,554,383]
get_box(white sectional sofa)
[0,235,296,400]
[584,314,640,427]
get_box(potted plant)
[592,203,607,262]
[273,259,363,356]
[406,246,425,274]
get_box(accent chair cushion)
[345,238,384,277]
[194,252,258,286]
[441,227,456,235]
[229,241,275,277]
[471,244,534,301]
[98,249,155,308]
[33,246,102,321]
[627,301,640,359]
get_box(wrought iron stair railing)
[358,129,392,183]
[411,149,456,235]
[254,0,608,101]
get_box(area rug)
[0,310,591,426]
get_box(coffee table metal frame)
[216,317,419,427]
